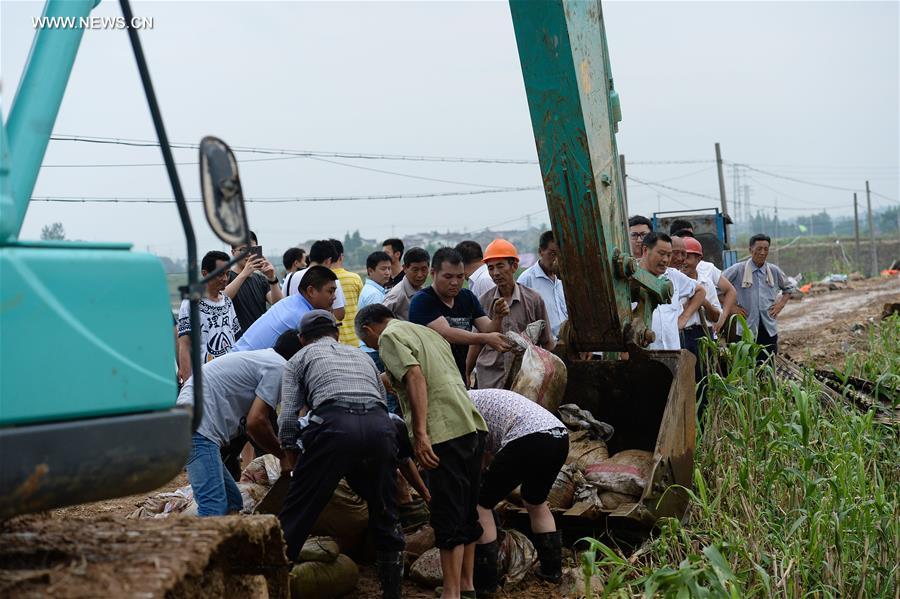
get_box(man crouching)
[278,310,404,599]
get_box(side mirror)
[199,136,249,246]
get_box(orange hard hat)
[483,238,519,262]
[684,237,703,256]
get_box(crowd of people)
[175,222,794,599]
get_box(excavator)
[0,0,694,596]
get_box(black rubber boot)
[532,531,563,583]
[375,550,404,599]
[473,540,500,595]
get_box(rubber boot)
[532,531,563,583]
[375,550,404,599]
[473,540,500,595]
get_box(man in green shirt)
[356,304,487,599]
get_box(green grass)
[577,318,899,598]
[838,315,900,404]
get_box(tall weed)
[579,318,899,597]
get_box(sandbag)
[409,547,443,588]
[289,554,358,599]
[506,485,523,506]
[599,491,638,511]
[566,430,609,471]
[299,537,340,563]
[404,525,435,564]
[498,529,537,586]
[238,454,281,486]
[398,497,430,533]
[505,331,567,413]
[238,482,271,514]
[410,530,538,589]
[584,450,654,496]
[546,464,577,510]
[310,480,369,556]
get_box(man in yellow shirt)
[330,239,363,347]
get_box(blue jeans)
[367,350,401,415]
[186,432,244,516]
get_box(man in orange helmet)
[467,239,554,389]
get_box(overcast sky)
[2,1,898,257]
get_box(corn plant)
[577,317,898,597]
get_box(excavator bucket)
[563,352,696,525]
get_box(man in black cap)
[278,309,404,599]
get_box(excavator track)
[0,515,289,598]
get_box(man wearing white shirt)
[517,231,568,340]
[282,240,346,322]
[456,240,495,299]
[638,232,705,351]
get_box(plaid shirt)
[278,336,386,449]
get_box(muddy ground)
[6,276,897,598]
[778,275,899,367]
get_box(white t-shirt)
[176,348,285,447]
[282,266,345,309]
[468,263,496,299]
[647,268,699,350]
[177,295,240,364]
[687,260,723,328]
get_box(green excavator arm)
[509,0,672,352]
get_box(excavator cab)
[0,0,253,519]
[508,0,697,535]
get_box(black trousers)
[279,405,404,560]
[682,325,712,416]
[428,431,486,549]
[756,325,778,360]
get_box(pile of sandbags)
[289,536,359,599]
[409,529,536,588]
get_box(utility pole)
[732,165,740,225]
[774,197,779,264]
[866,180,877,276]
[619,154,629,216]
[742,185,751,221]
[853,192,861,270]
[715,143,730,243]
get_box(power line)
[627,176,720,202]
[626,160,714,165]
[306,156,524,190]
[30,185,542,205]
[730,162,899,203]
[655,165,716,182]
[50,135,722,168]
[50,134,540,164]
[482,208,547,231]
[41,155,301,168]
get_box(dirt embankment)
[778,276,899,367]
